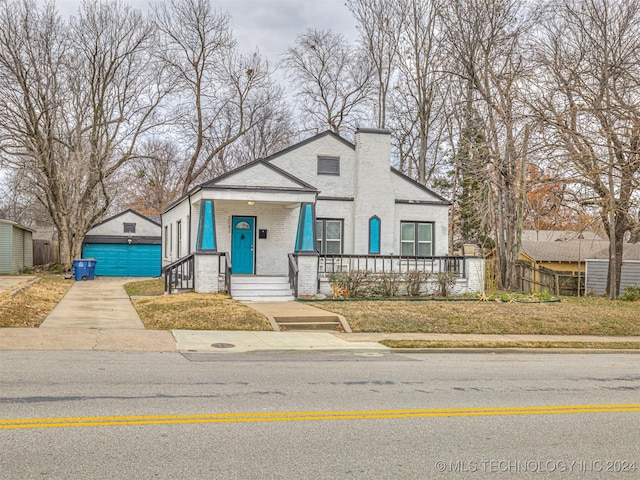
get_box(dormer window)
[317,156,340,175]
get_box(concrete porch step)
[232,295,295,302]
[230,276,294,302]
[243,302,352,333]
[274,315,343,331]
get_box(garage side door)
[82,244,161,277]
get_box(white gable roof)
[201,159,317,192]
[391,169,450,204]
[87,209,160,237]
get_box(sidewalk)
[1,276,639,353]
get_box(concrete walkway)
[1,276,639,353]
[40,277,145,329]
[0,276,36,294]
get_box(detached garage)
[82,210,161,277]
[0,219,34,274]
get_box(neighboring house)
[585,243,640,295]
[0,219,34,274]
[161,129,484,299]
[82,209,161,277]
[521,239,608,275]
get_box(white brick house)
[161,129,484,299]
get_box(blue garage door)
[82,244,161,277]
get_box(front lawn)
[0,274,72,328]
[306,296,640,336]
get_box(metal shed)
[0,219,34,274]
[82,209,161,277]
[585,244,640,294]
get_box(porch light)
[248,201,255,205]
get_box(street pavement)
[1,276,639,353]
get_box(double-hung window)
[316,219,343,254]
[400,222,433,256]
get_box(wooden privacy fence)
[517,261,584,296]
[33,239,59,266]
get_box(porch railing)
[318,254,466,278]
[221,252,232,295]
[288,253,299,297]
[163,253,195,294]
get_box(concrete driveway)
[0,276,36,293]
[40,277,146,329]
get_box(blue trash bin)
[73,259,97,281]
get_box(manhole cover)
[211,343,236,349]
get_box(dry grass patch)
[124,278,164,296]
[0,275,72,327]
[380,340,640,349]
[132,293,272,331]
[308,297,640,336]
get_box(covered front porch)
[163,195,320,300]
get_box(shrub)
[619,285,640,301]
[435,271,458,297]
[328,270,372,298]
[371,271,402,297]
[405,270,430,297]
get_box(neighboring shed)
[82,209,161,277]
[0,219,34,274]
[585,243,640,294]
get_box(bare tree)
[283,28,375,135]
[532,0,640,298]
[389,0,450,186]
[0,0,166,268]
[118,138,184,216]
[347,0,406,129]
[442,0,533,290]
[153,0,286,194]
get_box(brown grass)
[380,340,640,349]
[308,297,640,336]
[124,278,164,296]
[0,275,73,327]
[131,293,272,331]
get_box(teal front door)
[232,216,255,274]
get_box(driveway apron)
[40,277,145,329]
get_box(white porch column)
[194,253,220,293]
[296,253,319,298]
[464,256,485,293]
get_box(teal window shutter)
[369,216,381,254]
[196,200,216,251]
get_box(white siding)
[87,211,160,237]
[394,203,449,256]
[270,135,356,198]
[315,200,354,253]
[162,199,191,265]
[215,162,302,188]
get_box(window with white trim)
[400,222,433,256]
[316,219,343,254]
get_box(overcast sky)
[56,0,360,72]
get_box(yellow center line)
[1,404,638,430]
